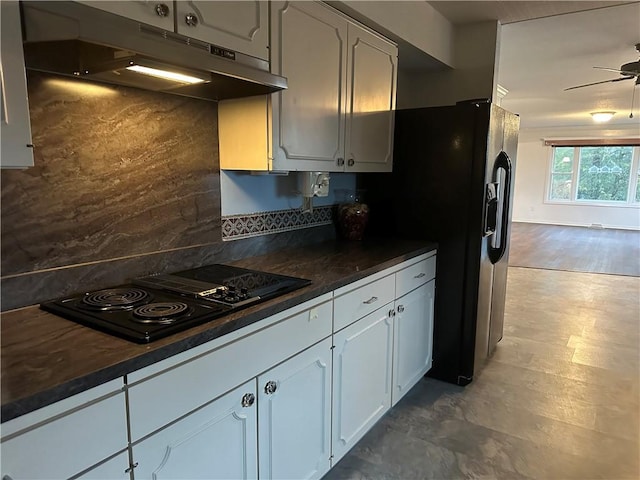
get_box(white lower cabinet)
[77,452,131,480]
[258,338,332,480]
[392,279,435,406]
[0,379,128,480]
[331,305,394,464]
[132,379,259,479]
[131,338,333,480]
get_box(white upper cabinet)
[344,22,397,173]
[271,1,397,173]
[1,1,35,169]
[218,1,397,173]
[175,1,269,61]
[77,1,269,60]
[270,1,348,171]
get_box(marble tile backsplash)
[0,72,336,311]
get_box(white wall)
[512,126,640,230]
[221,171,356,215]
[397,21,500,109]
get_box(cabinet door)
[271,1,348,172]
[344,23,397,173]
[0,0,34,169]
[132,380,258,480]
[175,1,269,61]
[392,280,435,406]
[76,452,130,480]
[76,1,174,30]
[332,305,394,464]
[258,338,332,480]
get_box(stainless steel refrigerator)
[363,99,519,386]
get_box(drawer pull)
[363,296,378,304]
[414,272,426,279]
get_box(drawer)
[0,390,128,479]
[128,299,332,442]
[333,274,395,332]
[396,255,436,298]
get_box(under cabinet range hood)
[20,1,287,101]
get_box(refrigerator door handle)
[488,151,513,264]
[483,182,498,237]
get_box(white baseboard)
[512,219,640,231]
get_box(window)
[547,144,640,204]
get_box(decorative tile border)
[222,206,334,240]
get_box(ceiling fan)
[564,43,640,118]
[564,43,640,91]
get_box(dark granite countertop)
[1,238,436,422]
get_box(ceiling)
[429,1,640,130]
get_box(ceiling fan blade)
[594,66,638,76]
[564,76,635,91]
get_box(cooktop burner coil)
[132,302,192,324]
[82,288,150,311]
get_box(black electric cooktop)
[40,264,311,343]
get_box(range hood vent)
[21,1,287,102]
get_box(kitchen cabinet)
[0,379,128,479]
[77,1,269,61]
[331,305,394,464]
[392,255,436,406]
[258,338,332,480]
[132,379,259,480]
[392,280,435,406]
[132,339,332,480]
[344,22,397,173]
[218,1,397,172]
[76,452,131,480]
[0,1,35,169]
[126,295,333,479]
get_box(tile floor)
[324,267,640,479]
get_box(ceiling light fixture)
[590,111,616,123]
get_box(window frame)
[545,143,640,207]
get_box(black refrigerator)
[363,99,519,386]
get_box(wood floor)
[324,226,640,479]
[508,222,640,277]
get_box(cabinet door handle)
[388,309,396,317]
[347,158,355,167]
[185,12,199,26]
[336,157,345,167]
[154,3,170,17]
[124,462,139,474]
[264,381,278,394]
[241,393,255,407]
[414,272,426,279]
[363,296,378,304]
[397,305,405,313]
